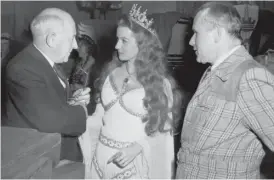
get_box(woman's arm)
[78,103,104,165]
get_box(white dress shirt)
[33,44,66,88]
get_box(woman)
[69,35,96,92]
[79,4,183,179]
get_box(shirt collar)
[33,43,55,67]
[211,45,241,71]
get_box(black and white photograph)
[1,1,274,179]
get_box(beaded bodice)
[101,72,147,119]
[99,69,148,142]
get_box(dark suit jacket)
[2,44,86,162]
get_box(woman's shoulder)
[105,66,122,79]
[104,66,126,88]
[112,66,124,75]
[111,65,129,80]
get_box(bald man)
[2,8,89,163]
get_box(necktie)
[53,64,71,99]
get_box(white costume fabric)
[79,67,175,179]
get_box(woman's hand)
[107,143,142,168]
[68,87,91,106]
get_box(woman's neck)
[126,61,136,76]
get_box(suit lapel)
[27,44,67,101]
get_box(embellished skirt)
[88,131,150,179]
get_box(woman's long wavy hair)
[95,14,183,136]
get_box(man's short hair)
[30,8,68,38]
[195,2,242,40]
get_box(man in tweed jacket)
[176,2,274,179]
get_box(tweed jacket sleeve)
[238,67,274,151]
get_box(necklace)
[123,63,130,86]
[123,63,136,88]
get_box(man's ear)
[46,32,57,48]
[213,27,225,44]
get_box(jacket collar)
[25,44,66,93]
[213,46,253,82]
[25,44,53,68]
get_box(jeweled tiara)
[129,4,156,36]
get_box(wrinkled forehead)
[194,10,207,25]
[193,9,211,31]
[63,17,76,35]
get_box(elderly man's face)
[55,19,78,63]
[189,11,218,64]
